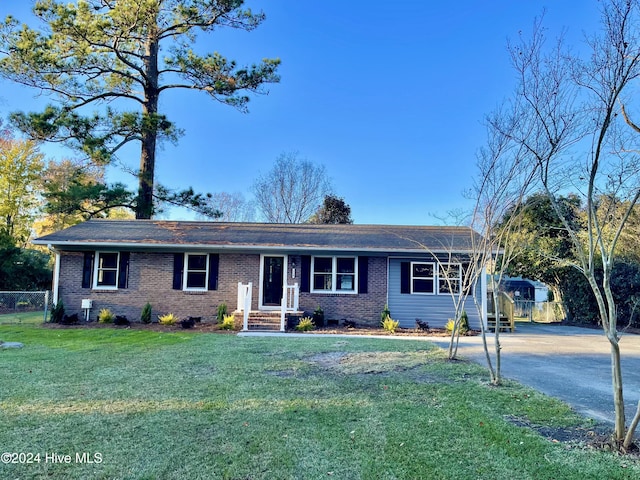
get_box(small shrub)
[446,312,470,335]
[140,302,152,324]
[416,319,429,331]
[459,311,470,334]
[114,315,130,326]
[445,319,455,333]
[180,318,195,329]
[50,301,64,324]
[158,313,177,325]
[382,315,399,333]
[98,308,115,323]
[343,319,357,328]
[296,316,315,331]
[380,304,391,323]
[61,313,79,325]
[219,314,236,330]
[217,303,228,322]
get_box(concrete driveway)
[427,323,640,425]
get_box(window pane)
[99,253,118,269]
[187,272,207,288]
[439,279,460,294]
[337,258,355,273]
[413,279,434,293]
[188,254,207,270]
[314,274,332,291]
[97,270,117,286]
[439,264,460,279]
[337,274,354,291]
[314,257,332,273]
[413,263,433,278]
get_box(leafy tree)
[501,193,581,308]
[0,136,45,246]
[252,152,333,223]
[308,195,353,224]
[0,0,280,219]
[33,159,135,237]
[0,244,52,290]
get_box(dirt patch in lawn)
[307,350,437,375]
[503,414,638,453]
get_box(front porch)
[236,281,301,332]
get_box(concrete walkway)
[241,323,640,425]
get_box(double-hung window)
[94,252,120,289]
[411,262,435,294]
[312,256,357,293]
[184,253,209,291]
[438,263,461,294]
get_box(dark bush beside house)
[313,306,325,328]
[50,301,64,323]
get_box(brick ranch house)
[33,220,488,330]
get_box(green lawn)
[0,311,46,325]
[0,325,637,480]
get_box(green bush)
[446,312,469,335]
[216,303,228,322]
[296,316,315,331]
[50,301,64,324]
[98,308,115,323]
[380,304,391,323]
[219,314,236,330]
[381,315,399,333]
[158,313,177,325]
[140,302,152,324]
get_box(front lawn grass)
[0,311,45,325]
[0,325,637,479]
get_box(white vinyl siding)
[388,258,480,329]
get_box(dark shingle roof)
[33,220,481,253]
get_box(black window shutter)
[358,256,368,294]
[173,253,184,290]
[82,252,94,288]
[300,255,311,293]
[400,262,410,294]
[208,254,219,291]
[118,252,130,289]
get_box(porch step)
[487,315,514,332]
[238,311,303,331]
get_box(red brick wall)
[58,251,387,326]
[286,255,387,327]
[58,251,261,322]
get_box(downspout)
[48,244,60,305]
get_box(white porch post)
[239,282,252,332]
[280,292,286,332]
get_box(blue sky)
[0,1,602,225]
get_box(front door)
[262,256,284,307]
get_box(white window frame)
[183,253,209,292]
[410,261,435,295]
[437,262,462,295]
[311,256,358,294]
[93,251,120,290]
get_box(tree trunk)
[137,26,160,220]
[610,337,626,443]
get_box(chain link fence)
[0,291,52,324]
